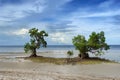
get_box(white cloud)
[11,28,29,36]
[58,10,118,41]
[0,0,120,45]
[64,0,120,19]
[98,0,114,9]
[69,9,120,18]
[49,32,72,44]
[28,22,48,30]
[0,0,71,26]
[80,10,120,18]
[0,0,45,23]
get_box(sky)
[0,0,120,45]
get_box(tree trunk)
[79,53,89,59]
[30,48,37,57]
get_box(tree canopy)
[72,31,110,59]
[24,28,48,57]
[88,31,110,56]
[72,35,89,59]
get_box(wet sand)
[0,53,120,80]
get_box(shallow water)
[0,45,120,62]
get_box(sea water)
[0,45,120,62]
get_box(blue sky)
[0,0,120,45]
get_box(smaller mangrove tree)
[24,28,48,57]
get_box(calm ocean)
[0,45,120,62]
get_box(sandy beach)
[0,53,120,80]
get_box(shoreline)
[0,52,120,80]
[0,51,119,63]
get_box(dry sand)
[0,53,120,80]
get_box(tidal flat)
[0,52,119,80]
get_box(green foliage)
[72,35,88,54]
[67,50,74,63]
[67,50,73,56]
[72,35,89,59]
[88,31,110,56]
[24,43,31,53]
[72,31,110,59]
[24,28,48,57]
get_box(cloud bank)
[0,0,120,45]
